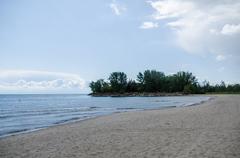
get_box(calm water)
[0,94,210,137]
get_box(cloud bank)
[148,0,240,60]
[0,70,85,93]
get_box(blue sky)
[0,0,240,93]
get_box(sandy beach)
[0,95,240,158]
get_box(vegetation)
[89,70,240,95]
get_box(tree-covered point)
[89,70,240,94]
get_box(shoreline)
[89,92,187,97]
[0,95,213,139]
[1,95,239,158]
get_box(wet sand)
[0,95,240,158]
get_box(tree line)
[89,70,240,94]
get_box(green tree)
[173,71,197,92]
[202,80,210,93]
[108,72,128,93]
[136,72,144,92]
[183,84,197,94]
[143,70,165,92]
[126,80,138,92]
[163,75,175,93]
[89,79,106,93]
[137,72,144,84]
[89,70,240,94]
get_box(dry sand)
[0,95,240,158]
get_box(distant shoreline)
[89,92,187,97]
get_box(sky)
[0,0,240,94]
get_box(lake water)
[0,94,210,137]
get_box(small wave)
[152,99,171,103]
[164,105,177,108]
[116,107,137,110]
[181,97,211,107]
[89,106,99,109]
[54,117,83,125]
[1,128,29,136]
[0,107,101,119]
[0,116,10,119]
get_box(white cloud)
[109,0,126,16]
[140,22,159,29]
[221,24,240,35]
[147,0,240,60]
[0,70,85,93]
[148,0,194,19]
[216,54,226,61]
